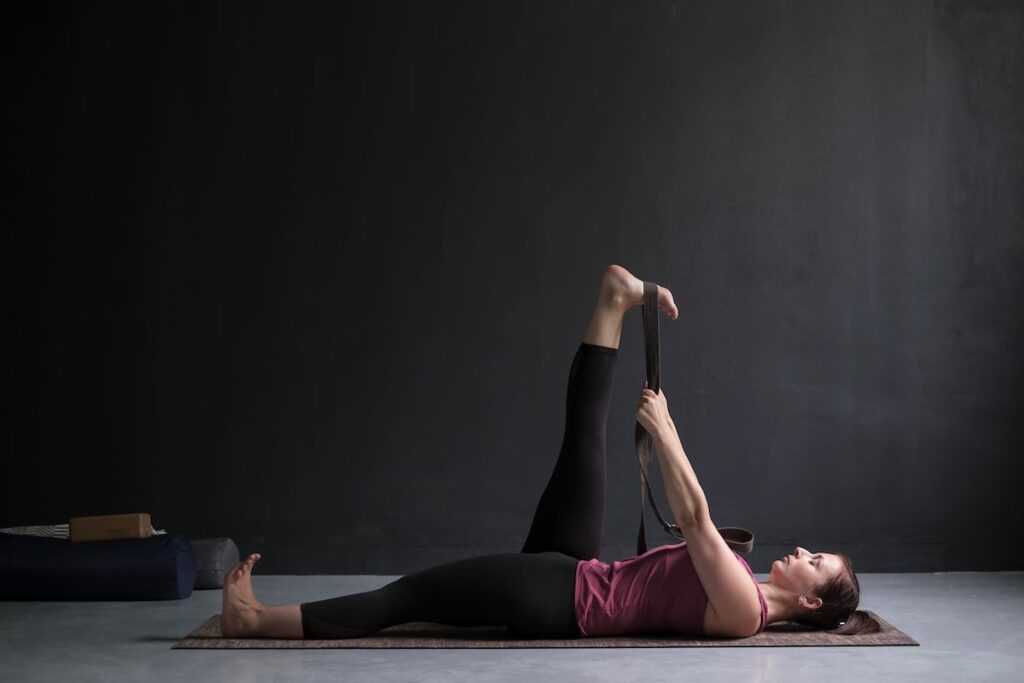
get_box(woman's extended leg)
[519,265,678,560]
[517,337,619,560]
[302,551,580,639]
[221,550,580,639]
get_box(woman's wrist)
[655,420,677,443]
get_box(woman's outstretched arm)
[637,387,710,529]
[654,421,711,529]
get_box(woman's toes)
[658,286,679,319]
[225,563,244,584]
[235,554,261,577]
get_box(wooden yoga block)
[69,513,152,542]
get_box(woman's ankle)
[254,604,305,639]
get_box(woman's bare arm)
[652,421,710,530]
[636,385,710,530]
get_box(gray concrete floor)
[1,571,1021,683]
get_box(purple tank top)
[573,541,768,637]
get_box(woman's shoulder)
[679,518,765,637]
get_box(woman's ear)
[799,594,824,612]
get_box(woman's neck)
[757,580,797,625]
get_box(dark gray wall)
[3,0,1022,574]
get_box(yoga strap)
[634,281,754,556]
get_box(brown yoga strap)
[634,280,754,556]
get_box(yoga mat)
[174,611,917,648]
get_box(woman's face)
[770,546,843,596]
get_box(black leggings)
[300,342,618,639]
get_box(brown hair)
[792,553,881,635]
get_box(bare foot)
[220,553,264,637]
[601,264,679,319]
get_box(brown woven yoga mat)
[174,611,917,649]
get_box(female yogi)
[220,264,880,639]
